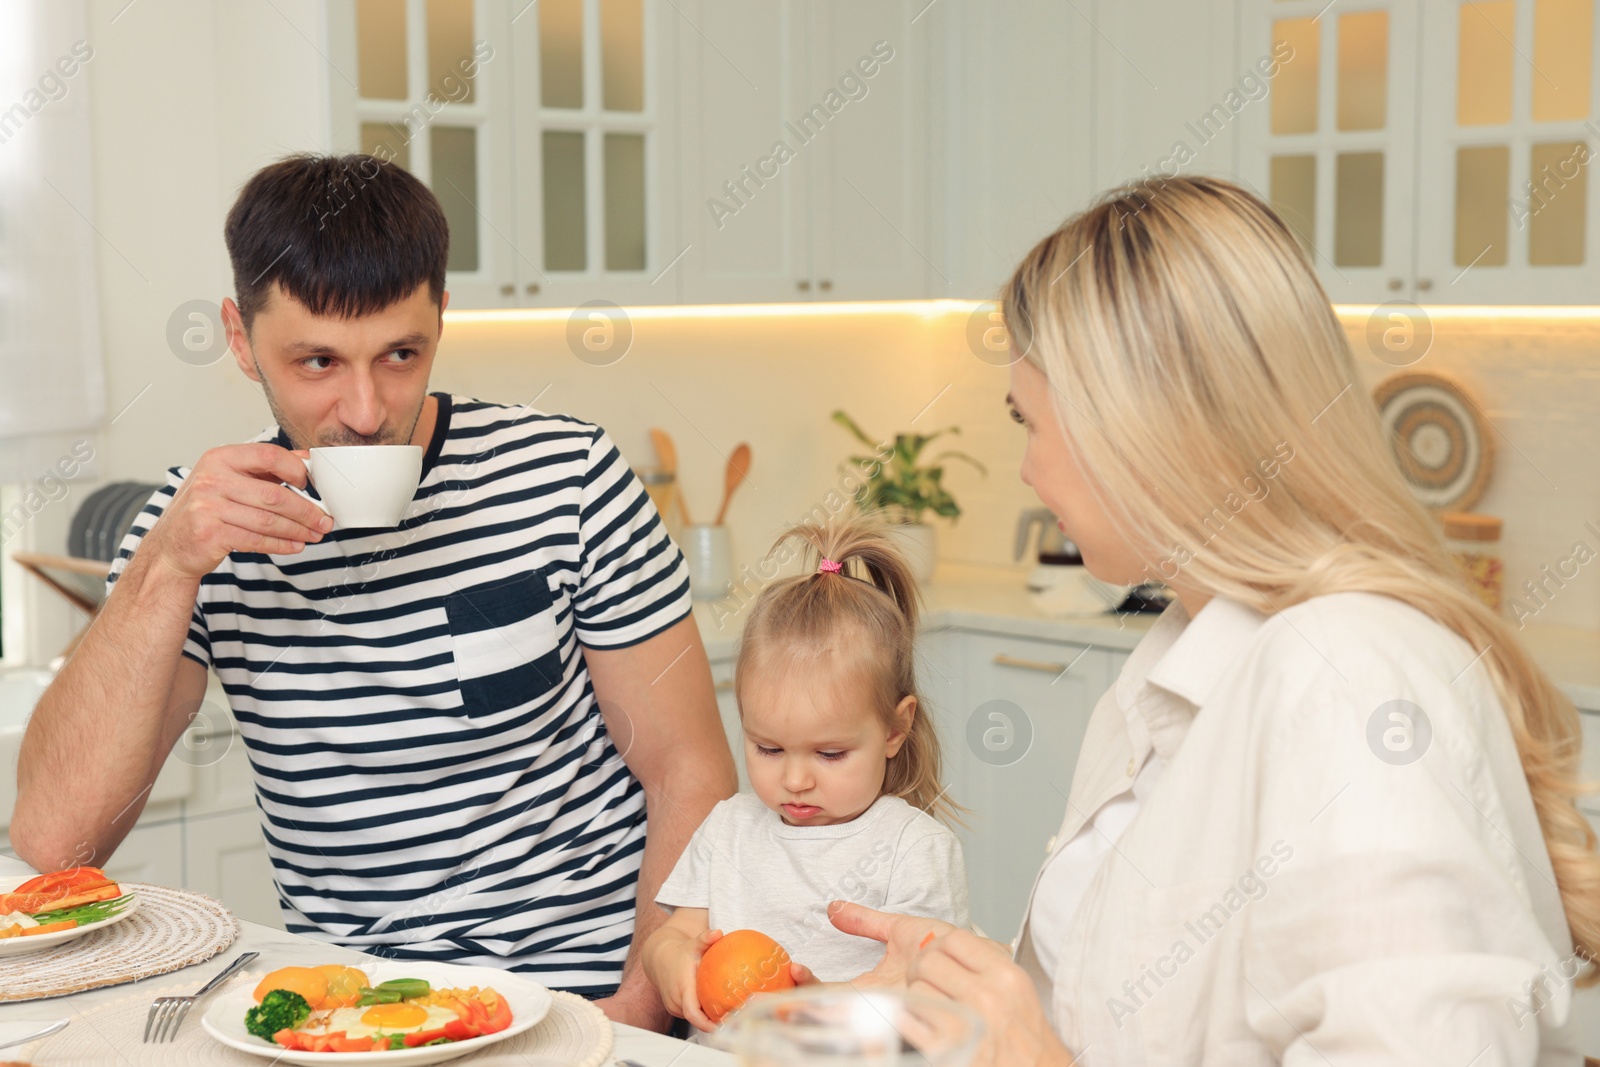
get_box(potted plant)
[832,410,986,581]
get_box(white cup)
[302,445,423,528]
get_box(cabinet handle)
[993,653,1068,675]
[525,283,541,295]
[499,283,515,296]
[1387,278,1403,291]
[1417,278,1433,292]
[819,279,833,291]
[797,279,811,292]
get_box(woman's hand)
[640,917,722,1032]
[825,901,959,987]
[909,927,1074,1067]
[828,902,1076,1067]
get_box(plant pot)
[888,522,937,583]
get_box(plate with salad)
[0,866,139,957]
[201,960,552,1064]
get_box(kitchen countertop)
[693,561,1600,712]
[691,561,1158,661]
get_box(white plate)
[0,876,140,957]
[201,961,554,1066]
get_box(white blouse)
[1012,593,1588,1065]
[1029,749,1165,981]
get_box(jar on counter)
[1441,511,1503,610]
[635,467,676,523]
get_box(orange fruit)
[252,966,330,1009]
[695,929,795,1023]
[314,965,370,1008]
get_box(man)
[12,153,735,1031]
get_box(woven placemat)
[21,984,613,1066]
[0,883,237,1002]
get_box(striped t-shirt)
[107,394,693,996]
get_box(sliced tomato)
[328,1034,377,1052]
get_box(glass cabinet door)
[331,0,666,309]
[329,0,518,308]
[511,0,674,307]
[1237,0,1421,303]
[1416,0,1598,303]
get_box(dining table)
[0,855,733,1065]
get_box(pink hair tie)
[818,558,843,575]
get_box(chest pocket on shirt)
[445,570,565,717]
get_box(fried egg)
[319,1002,460,1038]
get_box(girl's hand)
[829,903,1075,1067]
[643,924,723,1032]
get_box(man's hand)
[593,979,675,1033]
[145,443,333,577]
[583,616,735,1035]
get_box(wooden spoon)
[649,427,690,525]
[716,443,752,525]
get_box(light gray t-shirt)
[657,792,969,982]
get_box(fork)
[143,950,259,1043]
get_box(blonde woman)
[821,177,1600,1065]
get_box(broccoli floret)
[244,988,313,1041]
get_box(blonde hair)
[735,513,961,827]
[1003,175,1599,984]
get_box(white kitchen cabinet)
[675,0,933,303]
[186,738,258,820]
[917,629,968,817]
[187,809,286,931]
[803,3,933,302]
[1576,711,1600,1061]
[953,630,1114,941]
[330,0,677,309]
[1235,0,1423,303]
[1237,0,1600,304]
[100,819,185,890]
[710,655,746,790]
[510,0,683,307]
[674,0,811,304]
[1415,0,1600,304]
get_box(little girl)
[642,514,969,1031]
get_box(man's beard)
[257,364,424,450]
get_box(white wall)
[86,0,331,483]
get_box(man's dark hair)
[224,153,449,332]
